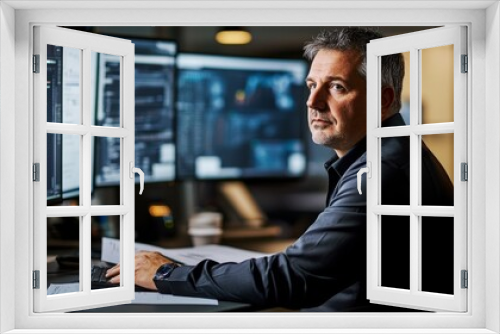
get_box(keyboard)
[91,265,152,292]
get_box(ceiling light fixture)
[215,27,252,45]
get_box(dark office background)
[61,25,434,246]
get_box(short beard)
[312,132,346,151]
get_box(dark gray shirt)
[157,113,454,311]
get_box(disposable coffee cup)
[189,212,223,229]
[188,227,223,246]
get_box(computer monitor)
[94,38,177,187]
[46,134,62,202]
[175,54,308,180]
[46,46,62,202]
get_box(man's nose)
[307,87,327,111]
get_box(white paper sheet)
[101,237,269,266]
[47,282,80,295]
[47,283,218,305]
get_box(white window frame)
[1,1,498,333]
[32,25,137,312]
[365,26,468,312]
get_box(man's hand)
[105,251,173,291]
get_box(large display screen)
[176,54,308,180]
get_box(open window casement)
[33,26,141,312]
[364,26,467,312]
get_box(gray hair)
[303,27,404,114]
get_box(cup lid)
[188,227,223,236]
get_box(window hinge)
[33,163,40,182]
[461,270,468,289]
[33,270,40,289]
[461,54,468,73]
[33,54,40,73]
[461,162,468,182]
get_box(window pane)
[91,216,121,291]
[421,134,454,206]
[47,45,81,124]
[47,133,62,203]
[47,217,80,296]
[381,52,410,127]
[95,53,121,127]
[90,51,99,126]
[421,216,454,294]
[47,134,81,206]
[93,136,121,206]
[381,215,410,290]
[381,136,410,205]
[421,45,454,124]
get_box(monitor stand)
[217,181,281,239]
[179,179,198,226]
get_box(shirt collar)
[324,138,367,178]
[322,113,404,177]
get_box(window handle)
[129,162,145,195]
[357,162,371,195]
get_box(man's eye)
[307,83,316,90]
[331,83,345,91]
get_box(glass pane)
[94,53,121,127]
[421,134,454,206]
[381,136,410,205]
[91,51,98,126]
[381,52,410,127]
[421,45,454,124]
[47,133,62,203]
[421,216,454,294]
[47,217,80,296]
[47,45,81,124]
[47,134,81,206]
[91,216,121,291]
[93,137,121,205]
[381,215,410,290]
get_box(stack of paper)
[101,237,270,266]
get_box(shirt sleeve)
[157,165,367,309]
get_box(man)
[106,27,454,311]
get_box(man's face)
[306,49,367,157]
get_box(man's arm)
[107,164,367,309]
[157,203,366,309]
[106,251,174,290]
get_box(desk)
[47,260,253,313]
[48,238,295,313]
[75,301,256,313]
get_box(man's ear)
[381,86,395,121]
